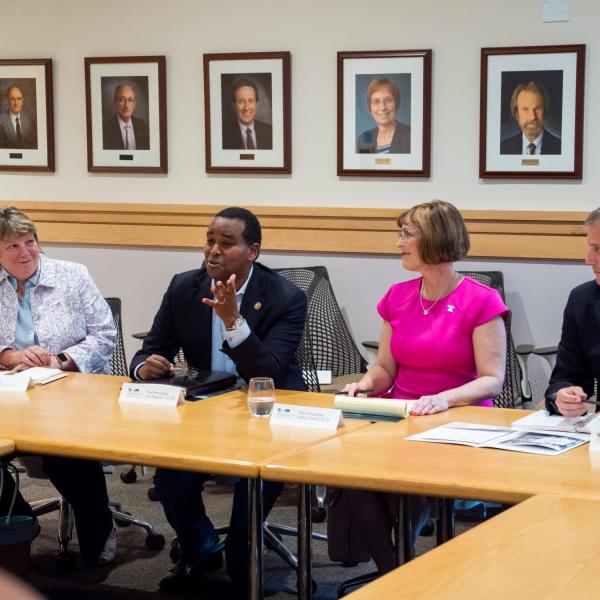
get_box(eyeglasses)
[397,228,420,241]
[115,96,136,104]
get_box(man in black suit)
[500,81,561,155]
[546,208,600,417]
[130,207,306,594]
[222,78,273,150]
[102,83,150,150]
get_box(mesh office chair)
[275,267,367,382]
[23,297,165,567]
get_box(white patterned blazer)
[0,255,116,373]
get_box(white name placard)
[269,403,344,430]
[589,419,600,452]
[0,372,31,392]
[119,383,184,406]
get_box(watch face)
[56,352,68,362]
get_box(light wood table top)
[0,373,368,477]
[262,405,600,504]
[348,494,600,599]
[0,438,15,456]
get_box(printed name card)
[589,419,600,452]
[0,372,30,392]
[269,403,344,431]
[119,383,184,406]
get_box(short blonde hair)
[0,207,38,242]
[398,200,469,265]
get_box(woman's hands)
[341,382,370,397]
[410,394,450,416]
[0,346,51,370]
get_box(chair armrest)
[132,331,148,340]
[532,345,558,357]
[362,341,379,350]
[514,344,534,356]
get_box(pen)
[336,389,375,395]
[582,398,600,407]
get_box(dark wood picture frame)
[203,51,291,174]
[85,55,167,174]
[0,58,54,172]
[479,44,585,179]
[337,49,431,178]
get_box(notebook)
[142,370,238,400]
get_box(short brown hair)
[398,200,469,265]
[510,81,549,121]
[0,207,38,242]
[584,208,600,226]
[366,77,400,110]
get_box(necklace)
[419,273,460,316]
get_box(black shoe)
[159,551,223,593]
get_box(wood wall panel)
[5,201,589,260]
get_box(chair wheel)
[146,533,166,550]
[56,551,76,571]
[120,468,137,484]
[147,486,160,502]
[114,511,132,527]
[311,506,327,523]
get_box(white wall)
[1,0,599,211]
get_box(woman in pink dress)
[340,200,508,574]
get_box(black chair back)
[458,271,523,408]
[105,297,128,377]
[275,267,367,393]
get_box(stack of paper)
[511,410,599,434]
[22,367,67,385]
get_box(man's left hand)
[202,273,239,328]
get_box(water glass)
[247,377,276,418]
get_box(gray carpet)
[15,469,478,599]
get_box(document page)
[408,422,513,446]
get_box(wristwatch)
[55,352,69,370]
[225,315,246,331]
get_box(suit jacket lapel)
[240,265,266,331]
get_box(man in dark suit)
[102,83,149,150]
[130,207,306,594]
[222,78,273,150]
[0,85,37,149]
[546,208,600,417]
[500,81,561,155]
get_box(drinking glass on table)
[247,377,276,418]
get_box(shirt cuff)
[133,362,145,381]
[223,321,250,349]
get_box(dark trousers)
[1,457,113,561]
[343,490,432,575]
[155,468,283,579]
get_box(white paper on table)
[119,383,184,406]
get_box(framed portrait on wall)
[0,58,54,172]
[203,51,291,174]
[337,49,432,177]
[85,56,167,173]
[479,44,585,179]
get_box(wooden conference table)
[0,439,15,457]
[0,373,368,600]
[347,494,600,600]
[262,405,600,599]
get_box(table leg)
[437,498,455,545]
[297,483,313,600]
[249,478,263,600]
[399,494,415,564]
